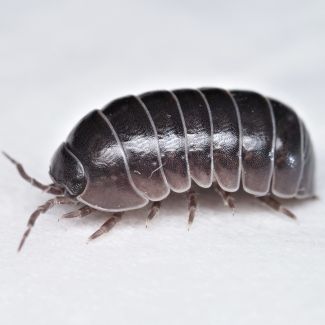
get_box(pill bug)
[4,88,315,251]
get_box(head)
[49,143,87,197]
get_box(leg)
[145,201,161,228]
[187,189,197,230]
[213,183,235,215]
[258,195,296,220]
[3,152,63,195]
[62,205,94,218]
[88,212,123,241]
[18,196,76,251]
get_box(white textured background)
[0,1,324,324]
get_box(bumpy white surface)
[0,1,324,324]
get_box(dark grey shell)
[50,88,315,211]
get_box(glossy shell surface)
[50,88,315,211]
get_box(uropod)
[4,88,315,251]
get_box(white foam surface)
[0,1,324,324]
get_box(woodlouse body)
[50,88,315,212]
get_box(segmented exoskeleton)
[4,88,315,250]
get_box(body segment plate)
[201,88,241,192]
[271,99,303,198]
[173,89,213,188]
[140,90,191,192]
[231,91,275,195]
[67,110,148,211]
[102,96,170,200]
